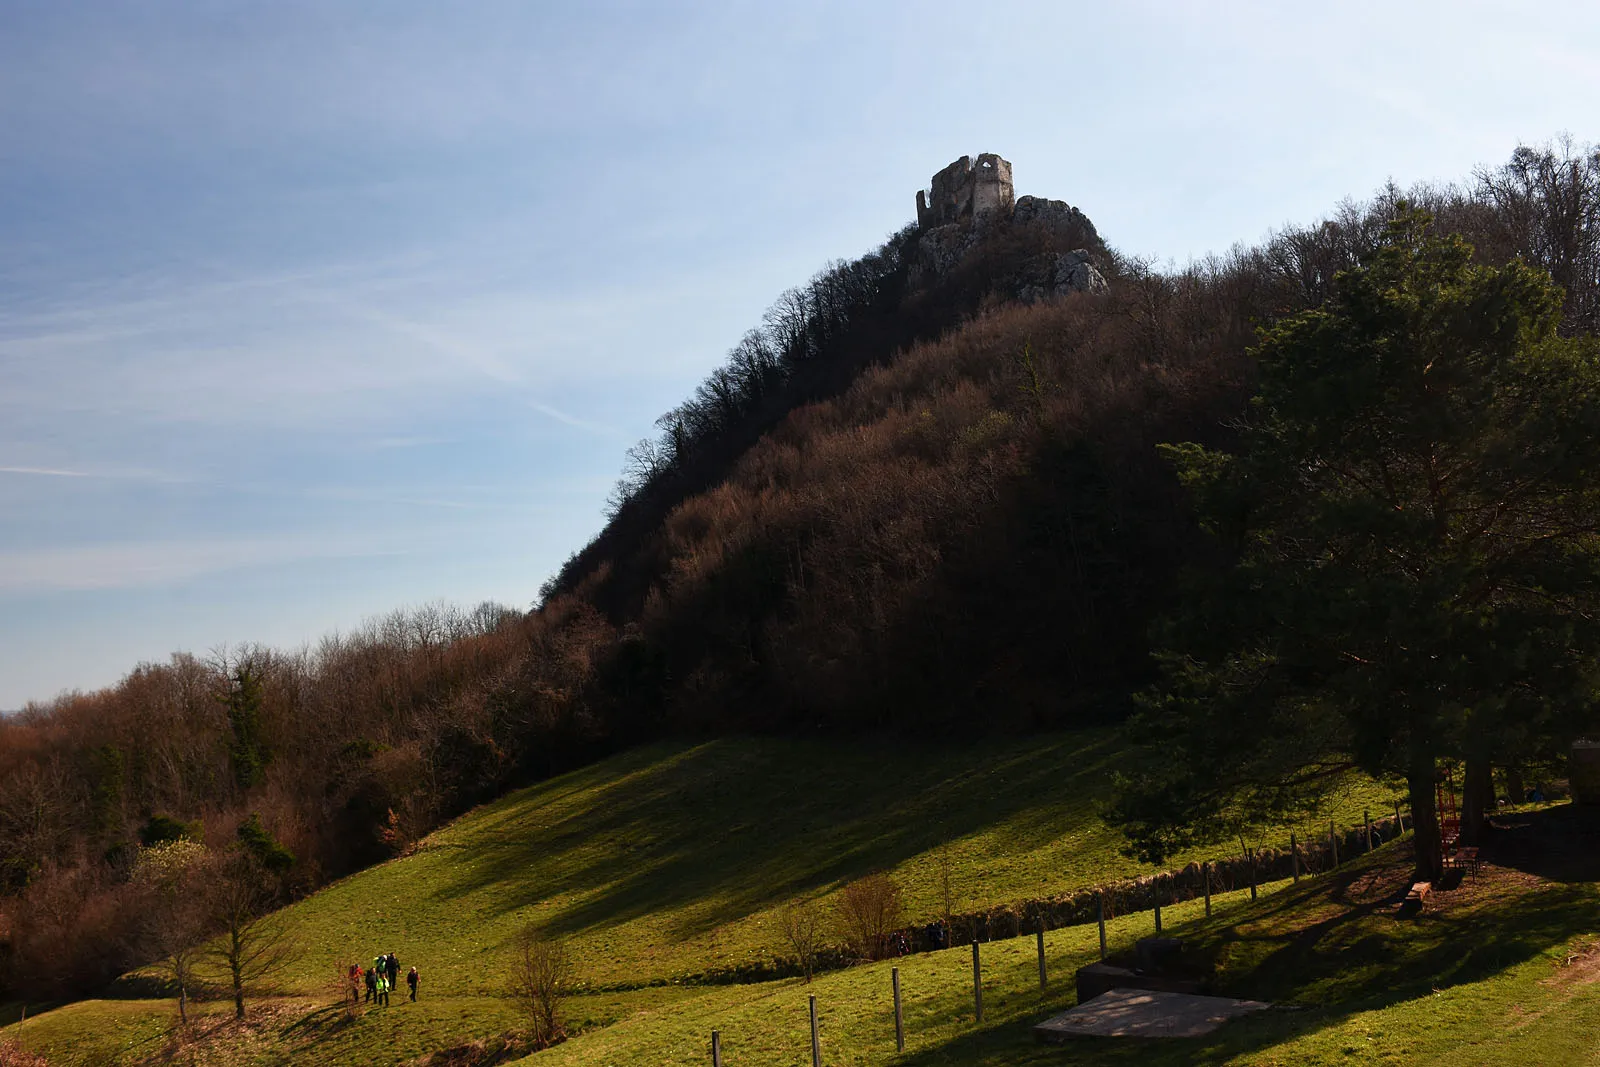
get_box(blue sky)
[2,1,1597,708]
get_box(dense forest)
[2,139,1597,1000]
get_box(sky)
[2,1,1597,708]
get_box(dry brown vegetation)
[834,872,905,962]
[507,931,569,1050]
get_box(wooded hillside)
[2,139,1597,1001]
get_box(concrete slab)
[1033,988,1271,1041]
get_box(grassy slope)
[244,730,1398,995]
[519,846,1600,1067]
[16,854,1595,1066]
[13,731,1594,1067]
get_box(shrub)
[0,1040,50,1067]
[835,871,904,961]
[138,814,203,848]
[780,898,824,982]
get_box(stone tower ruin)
[916,153,1015,228]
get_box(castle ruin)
[910,153,1109,300]
[916,153,1014,228]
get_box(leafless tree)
[835,872,904,962]
[934,847,956,932]
[205,853,292,1019]
[780,898,823,982]
[132,840,214,1025]
[508,929,570,1048]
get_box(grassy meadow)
[220,729,1401,994]
[6,730,1596,1066]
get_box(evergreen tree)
[1113,212,1600,879]
[235,813,294,876]
[221,664,270,791]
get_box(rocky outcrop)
[1012,195,1097,237]
[1017,249,1108,304]
[910,156,1109,302]
[910,222,980,284]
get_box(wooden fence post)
[1330,820,1339,867]
[972,940,984,1022]
[809,993,821,1067]
[1248,848,1257,901]
[1365,809,1374,852]
[1203,862,1212,918]
[892,967,904,1053]
[1291,832,1300,882]
[1097,892,1107,959]
[1036,924,1047,989]
[712,1029,721,1067]
[1395,799,1404,833]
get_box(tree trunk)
[1504,764,1526,805]
[1407,755,1443,881]
[179,984,188,1026]
[1462,755,1492,845]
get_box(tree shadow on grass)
[894,838,1600,1067]
[420,731,1122,948]
[280,1002,360,1041]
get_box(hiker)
[407,965,419,1002]
[364,965,376,1003]
[376,970,389,1006]
[387,952,400,992]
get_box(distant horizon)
[4,1,1598,708]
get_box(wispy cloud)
[0,536,405,593]
[0,463,184,482]
[0,465,89,478]
[528,401,619,436]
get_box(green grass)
[18,729,1592,1067]
[235,730,1401,996]
[14,861,1596,1066]
[0,989,696,1067]
[529,846,1600,1067]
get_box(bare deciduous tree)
[508,930,569,1049]
[835,871,904,962]
[205,854,292,1019]
[934,846,956,933]
[780,898,823,982]
[132,839,213,1025]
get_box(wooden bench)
[1397,881,1431,917]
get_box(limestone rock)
[908,223,979,289]
[1053,249,1108,295]
[1013,195,1094,233]
[917,153,1015,228]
